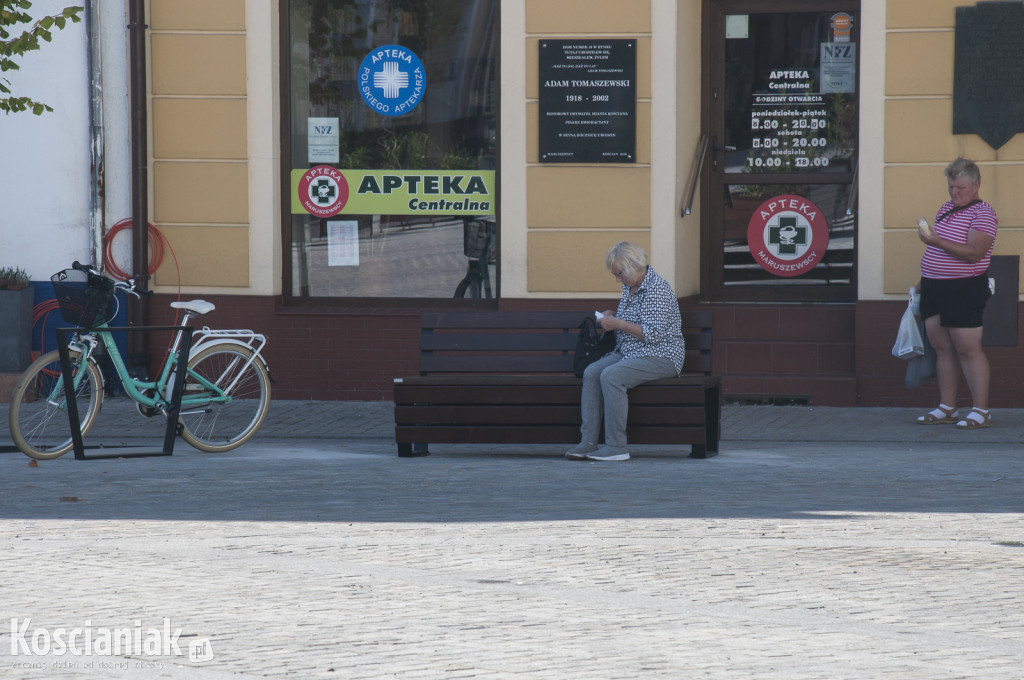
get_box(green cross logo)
[312,178,336,205]
[768,216,807,255]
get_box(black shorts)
[919,274,991,328]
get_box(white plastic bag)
[892,288,924,359]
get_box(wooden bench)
[393,309,721,458]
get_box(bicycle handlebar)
[71,260,98,275]
[71,261,154,298]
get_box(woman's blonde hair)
[605,241,649,280]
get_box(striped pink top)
[919,200,997,279]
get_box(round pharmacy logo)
[298,165,349,218]
[746,194,829,278]
[358,45,426,117]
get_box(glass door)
[702,0,860,302]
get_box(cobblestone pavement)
[1,400,1023,679]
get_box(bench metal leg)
[688,385,721,458]
[398,442,430,458]
[689,443,717,459]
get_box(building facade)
[6,0,1024,406]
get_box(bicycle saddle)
[170,300,216,316]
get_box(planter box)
[0,286,34,372]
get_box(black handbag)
[573,315,616,377]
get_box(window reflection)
[724,12,857,176]
[287,0,498,299]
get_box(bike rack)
[57,325,194,460]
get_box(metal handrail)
[845,158,859,216]
[682,133,710,217]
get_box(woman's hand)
[920,223,994,263]
[598,311,644,340]
[918,222,937,246]
[596,310,618,331]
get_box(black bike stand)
[57,326,193,460]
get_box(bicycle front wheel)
[178,343,271,453]
[9,349,103,460]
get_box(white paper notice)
[820,43,856,94]
[328,220,359,266]
[308,117,340,163]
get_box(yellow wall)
[883,0,1024,295]
[522,1,656,295]
[146,0,701,300]
[149,0,250,289]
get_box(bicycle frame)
[55,323,235,416]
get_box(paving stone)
[1,401,1023,678]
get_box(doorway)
[701,1,860,302]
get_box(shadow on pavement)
[1,434,1021,522]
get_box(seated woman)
[566,241,686,461]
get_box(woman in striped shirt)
[916,158,998,429]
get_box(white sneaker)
[585,448,630,462]
[565,442,598,460]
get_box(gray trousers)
[579,352,678,450]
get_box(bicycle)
[8,262,272,460]
[453,217,495,299]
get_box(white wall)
[97,0,132,269]
[0,0,129,284]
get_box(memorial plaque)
[538,40,636,163]
[953,2,1024,149]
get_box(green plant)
[376,128,431,169]
[437,146,480,170]
[403,130,429,169]
[1,1,85,115]
[0,266,30,290]
[343,146,374,169]
[377,129,404,167]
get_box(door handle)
[710,137,735,170]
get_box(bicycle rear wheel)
[9,349,103,460]
[178,343,271,453]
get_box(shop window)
[285,0,498,299]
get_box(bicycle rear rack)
[190,327,268,359]
[182,327,273,397]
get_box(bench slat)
[396,404,708,426]
[420,349,709,374]
[421,331,577,352]
[396,374,720,386]
[420,330,710,352]
[422,310,585,330]
[423,309,714,328]
[396,424,710,446]
[420,355,574,373]
[395,384,714,405]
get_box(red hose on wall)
[102,218,164,280]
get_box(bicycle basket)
[50,268,117,329]
[463,219,496,262]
